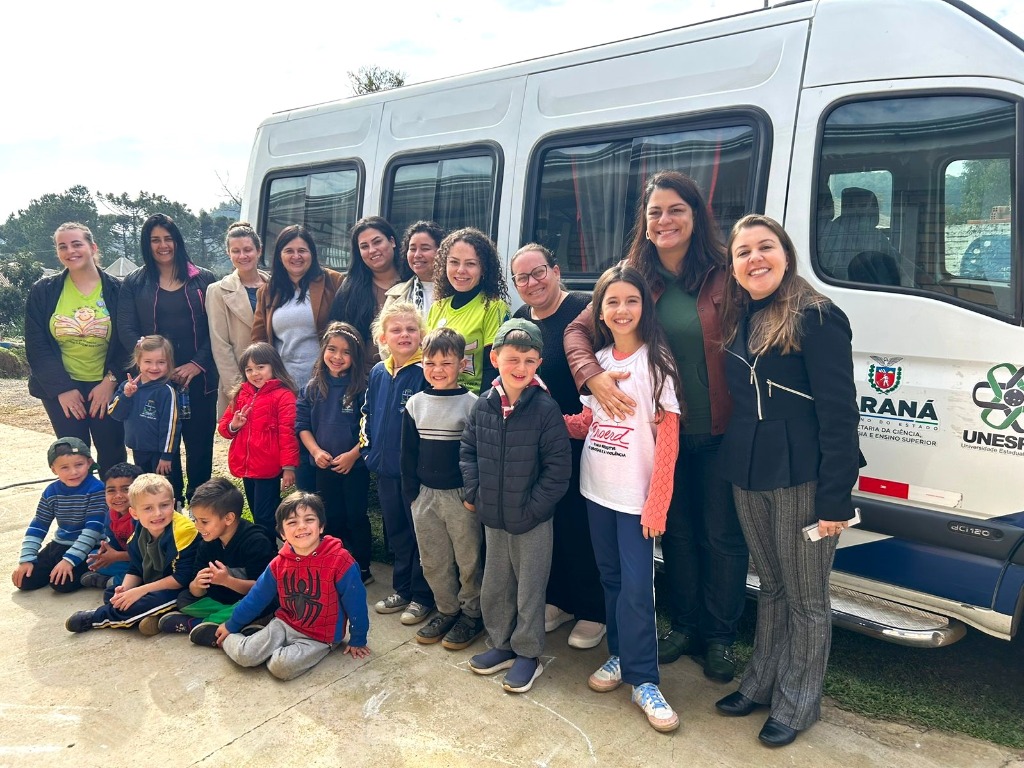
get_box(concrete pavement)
[1,423,1021,768]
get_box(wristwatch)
[105,371,118,384]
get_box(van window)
[527,122,760,279]
[384,152,499,243]
[263,168,360,270]
[815,95,1017,319]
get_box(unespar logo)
[962,362,1024,455]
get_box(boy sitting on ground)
[208,492,370,680]
[12,437,105,594]
[157,477,277,645]
[81,462,144,589]
[65,473,199,634]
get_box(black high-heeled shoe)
[758,717,798,747]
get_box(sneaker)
[703,642,737,682]
[469,647,517,675]
[189,622,221,647]
[400,601,432,625]
[544,603,574,633]
[240,624,264,637]
[657,628,702,664]
[79,571,110,589]
[632,682,680,733]
[65,610,94,633]
[158,612,197,634]
[588,655,622,692]
[503,656,543,694]
[138,614,163,636]
[361,569,375,586]
[442,614,485,650]
[568,620,607,649]
[374,592,411,614]
[417,612,460,644]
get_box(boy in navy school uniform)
[65,473,200,634]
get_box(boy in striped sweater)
[11,437,105,593]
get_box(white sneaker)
[400,601,432,625]
[568,620,607,649]
[544,603,574,633]
[632,683,680,733]
[588,655,622,692]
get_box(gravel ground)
[0,378,231,475]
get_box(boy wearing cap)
[460,318,571,693]
[12,437,106,593]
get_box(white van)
[241,0,1024,647]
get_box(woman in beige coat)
[206,222,270,416]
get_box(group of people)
[13,169,861,746]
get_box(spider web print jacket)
[224,535,369,646]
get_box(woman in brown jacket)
[564,170,747,683]
[251,224,343,491]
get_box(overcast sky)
[1,0,1021,223]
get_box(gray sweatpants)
[733,481,838,730]
[480,520,552,659]
[221,617,332,681]
[411,486,483,618]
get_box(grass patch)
[655,570,1024,749]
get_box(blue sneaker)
[469,647,516,675]
[502,656,543,693]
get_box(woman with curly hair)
[426,227,509,394]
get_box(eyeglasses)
[511,264,550,287]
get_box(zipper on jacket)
[766,379,814,401]
[726,349,764,421]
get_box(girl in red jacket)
[218,343,299,539]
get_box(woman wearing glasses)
[510,244,606,650]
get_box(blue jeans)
[587,500,658,686]
[660,432,748,644]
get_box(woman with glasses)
[511,244,606,650]
[564,170,747,684]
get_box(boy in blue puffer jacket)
[359,302,434,625]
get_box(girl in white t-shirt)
[564,264,682,733]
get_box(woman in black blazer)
[25,222,127,474]
[713,214,861,747]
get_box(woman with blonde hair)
[206,222,270,416]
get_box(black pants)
[16,541,88,593]
[169,386,217,505]
[316,465,372,573]
[660,431,749,645]
[41,380,126,476]
[546,439,605,622]
[243,476,282,542]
